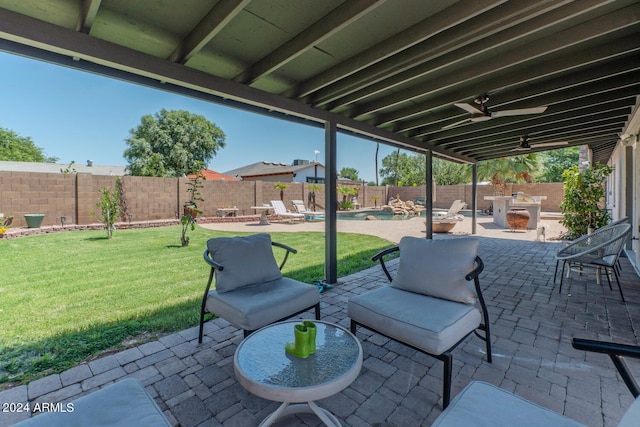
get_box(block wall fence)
[0,171,563,228]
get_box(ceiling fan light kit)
[511,135,568,152]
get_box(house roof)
[225,161,324,179]
[0,161,127,176]
[188,169,238,181]
[0,1,638,164]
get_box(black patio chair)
[348,237,491,408]
[199,233,320,342]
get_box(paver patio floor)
[2,227,639,426]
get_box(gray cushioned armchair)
[348,237,491,408]
[199,234,320,342]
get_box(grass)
[0,225,395,386]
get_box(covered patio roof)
[0,0,638,164]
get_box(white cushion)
[348,286,481,355]
[207,234,282,293]
[432,381,586,427]
[391,237,479,304]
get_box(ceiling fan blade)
[530,141,569,148]
[442,117,473,129]
[470,115,492,122]
[491,106,548,117]
[454,103,483,114]
[511,146,529,152]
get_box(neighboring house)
[187,169,238,181]
[225,159,325,183]
[0,160,127,176]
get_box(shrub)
[560,163,612,239]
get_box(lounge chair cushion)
[348,286,481,355]
[207,234,282,293]
[432,381,586,427]
[13,378,170,427]
[205,277,320,331]
[391,237,478,304]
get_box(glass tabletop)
[235,320,361,390]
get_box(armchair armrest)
[465,256,484,281]
[572,338,640,398]
[372,246,399,282]
[203,249,224,271]
[272,241,297,270]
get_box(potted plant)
[0,213,13,235]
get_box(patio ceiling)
[0,0,639,164]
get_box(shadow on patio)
[2,236,639,427]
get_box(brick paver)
[1,235,638,427]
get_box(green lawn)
[0,225,394,385]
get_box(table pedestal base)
[260,401,340,427]
[258,213,269,225]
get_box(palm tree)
[476,153,539,195]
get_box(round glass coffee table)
[234,320,362,427]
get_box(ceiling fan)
[511,135,568,152]
[443,94,547,129]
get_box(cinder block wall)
[0,171,563,228]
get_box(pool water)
[337,211,425,221]
[337,209,476,221]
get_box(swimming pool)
[337,210,424,221]
[337,209,476,220]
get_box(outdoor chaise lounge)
[348,237,492,408]
[291,199,324,221]
[199,233,320,341]
[432,338,640,426]
[430,199,465,233]
[270,200,306,222]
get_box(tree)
[536,146,579,182]
[476,154,539,195]
[124,109,226,177]
[560,163,612,239]
[274,183,289,201]
[339,167,360,181]
[91,185,122,240]
[380,152,426,186]
[433,158,470,185]
[0,127,58,162]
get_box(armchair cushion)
[432,381,586,427]
[391,237,479,304]
[348,286,481,355]
[207,234,282,293]
[205,277,320,331]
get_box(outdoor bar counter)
[484,195,546,230]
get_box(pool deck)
[199,211,567,244]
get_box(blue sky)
[0,52,400,182]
